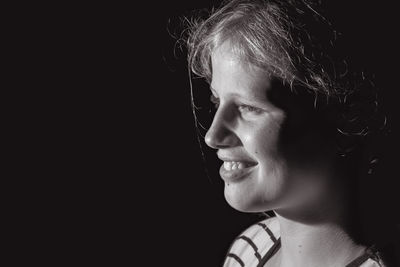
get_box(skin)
[206,40,335,213]
[205,41,366,266]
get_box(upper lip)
[217,152,257,165]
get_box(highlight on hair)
[181,0,387,160]
[186,0,338,94]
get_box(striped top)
[223,217,386,267]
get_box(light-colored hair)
[182,0,387,157]
[186,0,337,96]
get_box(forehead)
[210,42,271,98]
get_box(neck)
[275,191,365,267]
[273,213,366,267]
[270,167,367,267]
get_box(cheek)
[241,123,282,157]
[244,120,290,184]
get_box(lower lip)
[219,164,256,183]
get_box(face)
[206,41,335,213]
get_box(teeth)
[224,161,232,170]
[223,161,246,171]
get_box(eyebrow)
[210,85,266,104]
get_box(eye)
[238,104,263,114]
[210,94,220,109]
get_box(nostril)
[205,127,240,149]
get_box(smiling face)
[206,41,336,213]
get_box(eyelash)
[238,104,262,114]
[210,94,220,108]
[209,95,262,114]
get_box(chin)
[224,186,275,213]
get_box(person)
[182,0,398,266]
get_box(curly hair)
[182,0,387,162]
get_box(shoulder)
[223,216,280,267]
[350,252,387,267]
[356,247,391,267]
[238,216,280,245]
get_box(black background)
[18,1,399,266]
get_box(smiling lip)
[218,157,258,183]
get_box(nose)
[204,108,240,149]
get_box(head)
[184,0,385,216]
